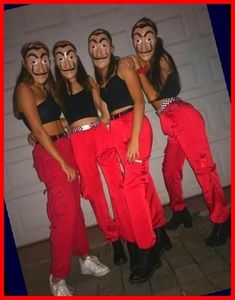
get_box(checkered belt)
[70,119,101,133]
[156,97,181,115]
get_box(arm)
[127,55,171,102]
[27,117,69,145]
[118,59,145,162]
[16,83,76,181]
[60,117,69,129]
[88,76,110,125]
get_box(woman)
[130,17,230,246]
[88,29,171,284]
[13,41,109,296]
[52,40,132,266]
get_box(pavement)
[18,186,231,296]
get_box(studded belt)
[156,97,181,115]
[70,119,101,133]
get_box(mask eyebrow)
[99,37,109,43]
[133,32,142,38]
[55,49,76,56]
[26,53,39,59]
[89,38,98,44]
[40,52,49,59]
[143,30,155,37]
[89,37,109,44]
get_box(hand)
[127,138,140,163]
[127,55,142,70]
[60,161,77,182]
[66,126,72,135]
[27,132,37,146]
[100,117,110,126]
[121,56,135,70]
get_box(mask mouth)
[137,49,153,54]
[60,66,76,72]
[93,55,108,61]
[33,70,48,76]
[59,61,76,72]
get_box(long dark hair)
[52,40,91,110]
[88,29,119,85]
[132,17,181,93]
[13,41,57,119]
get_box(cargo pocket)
[47,184,67,228]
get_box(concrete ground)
[18,187,231,296]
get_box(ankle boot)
[206,216,231,247]
[112,239,127,265]
[154,226,172,257]
[127,242,139,271]
[129,243,161,284]
[166,207,192,230]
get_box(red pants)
[159,99,229,223]
[70,122,135,243]
[32,137,90,278]
[110,112,166,249]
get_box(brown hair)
[132,17,181,93]
[13,41,57,119]
[88,29,119,85]
[52,40,91,110]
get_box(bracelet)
[137,67,149,75]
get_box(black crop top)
[20,93,61,130]
[64,89,98,125]
[157,73,181,100]
[100,75,133,113]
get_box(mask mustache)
[32,70,48,76]
[137,49,152,54]
[92,55,108,61]
[59,62,76,72]
[136,44,153,54]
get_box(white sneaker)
[49,274,74,296]
[79,255,110,277]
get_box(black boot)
[154,226,172,257]
[127,242,139,271]
[112,239,128,265]
[129,243,161,284]
[206,216,231,247]
[166,207,192,230]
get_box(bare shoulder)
[118,58,135,78]
[16,82,35,108]
[16,82,33,96]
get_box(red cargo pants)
[159,99,229,223]
[110,112,166,249]
[70,122,135,243]
[32,137,90,278]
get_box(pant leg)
[161,135,186,212]
[70,179,91,256]
[70,128,119,242]
[147,175,167,228]
[160,100,229,223]
[110,113,166,249]
[32,138,90,278]
[95,123,135,243]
